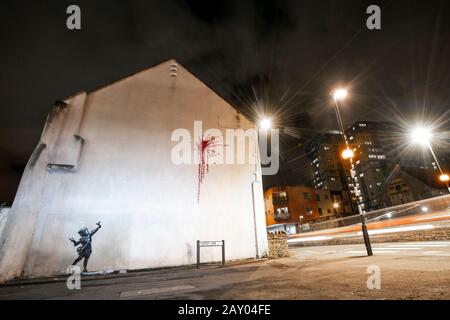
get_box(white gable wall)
[0,60,268,280]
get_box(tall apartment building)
[345,121,447,211]
[305,132,355,215]
[306,121,447,215]
[345,121,395,211]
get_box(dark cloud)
[1,0,450,202]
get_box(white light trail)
[357,224,435,236]
[288,236,333,243]
[415,214,450,221]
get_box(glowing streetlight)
[332,88,348,101]
[409,126,450,193]
[341,148,354,160]
[333,203,340,209]
[259,118,272,131]
[410,127,432,146]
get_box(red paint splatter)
[197,135,221,203]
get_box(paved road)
[291,241,450,258]
[290,209,450,243]
[1,241,450,300]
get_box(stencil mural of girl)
[69,221,101,273]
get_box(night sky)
[1,0,449,203]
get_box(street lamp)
[333,88,348,101]
[409,126,450,193]
[331,87,373,256]
[259,118,272,131]
[410,127,432,146]
[342,148,354,160]
[255,117,272,178]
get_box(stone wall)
[267,231,289,258]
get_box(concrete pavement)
[1,240,450,300]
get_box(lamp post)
[331,88,373,256]
[410,127,450,193]
[251,117,272,259]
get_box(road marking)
[374,247,421,250]
[347,250,400,254]
[405,242,450,245]
[386,244,449,248]
[120,285,195,298]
